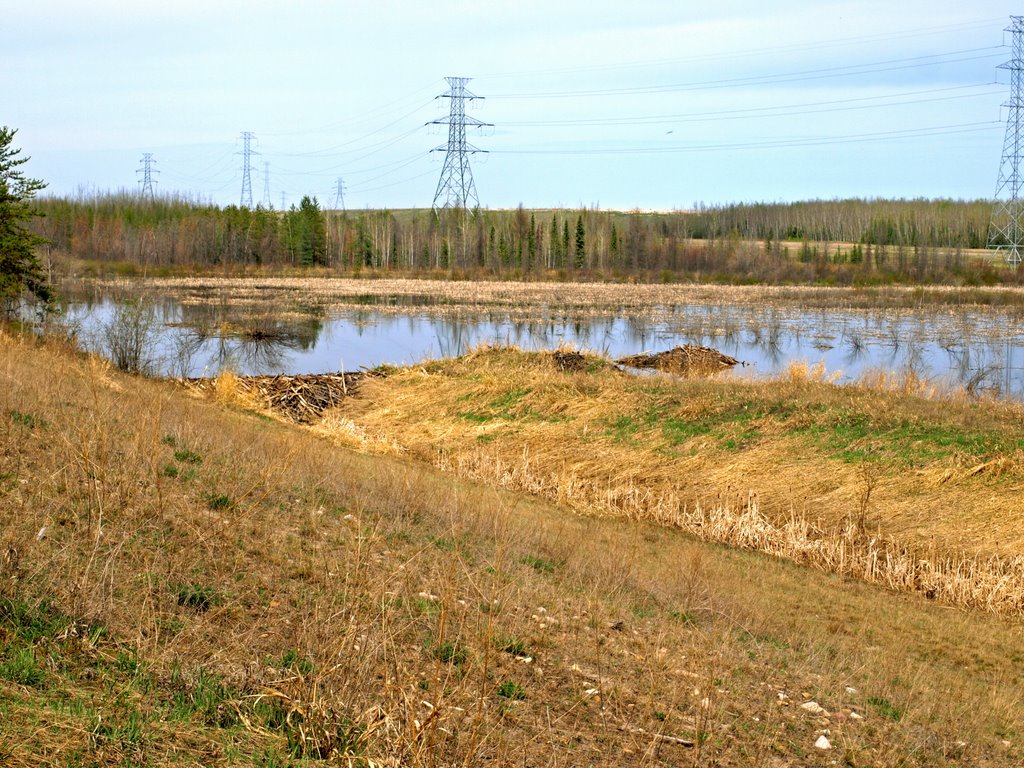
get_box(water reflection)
[61,291,1024,401]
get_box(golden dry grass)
[2,329,1024,766]
[328,347,1024,613]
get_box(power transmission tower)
[238,131,258,208]
[262,162,272,208]
[430,76,492,211]
[136,153,158,199]
[333,177,346,211]
[989,16,1024,267]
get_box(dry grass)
[3,328,1024,766]
[328,346,1024,613]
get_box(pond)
[59,283,1024,400]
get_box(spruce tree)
[574,214,586,270]
[0,127,51,313]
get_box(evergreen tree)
[0,127,51,312]
[574,214,586,270]
[549,215,560,268]
[527,212,537,271]
[294,195,327,266]
[561,220,570,267]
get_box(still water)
[63,291,1024,399]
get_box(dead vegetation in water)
[101,275,1024,316]
[3,328,1024,766]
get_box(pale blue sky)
[2,1,1018,209]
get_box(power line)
[487,47,1004,99]
[477,16,1005,80]
[498,83,1000,127]
[489,120,999,156]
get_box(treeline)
[29,192,1019,285]
[686,198,994,248]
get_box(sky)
[2,1,1020,210]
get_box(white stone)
[814,735,832,750]
[801,701,830,716]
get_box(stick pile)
[184,372,365,423]
[617,345,740,375]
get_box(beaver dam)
[181,345,739,421]
[182,371,367,422]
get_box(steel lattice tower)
[136,153,158,199]
[238,131,258,208]
[430,77,491,211]
[333,177,346,211]
[989,16,1024,266]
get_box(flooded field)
[59,277,1024,399]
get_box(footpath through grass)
[2,329,1024,766]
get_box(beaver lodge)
[617,345,740,375]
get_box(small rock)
[814,735,832,750]
[801,701,830,716]
[845,686,858,694]
[35,526,46,541]
[850,711,864,721]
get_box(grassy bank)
[320,348,1024,608]
[2,329,1023,766]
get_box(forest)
[29,193,1015,285]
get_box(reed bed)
[93,276,1024,315]
[445,444,1024,617]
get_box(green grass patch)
[519,554,558,574]
[496,680,526,700]
[173,448,203,465]
[429,639,468,667]
[0,645,46,687]
[175,583,219,612]
[867,695,904,721]
[279,648,314,676]
[794,412,1022,465]
[204,493,233,511]
[494,636,529,656]
[9,410,45,429]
